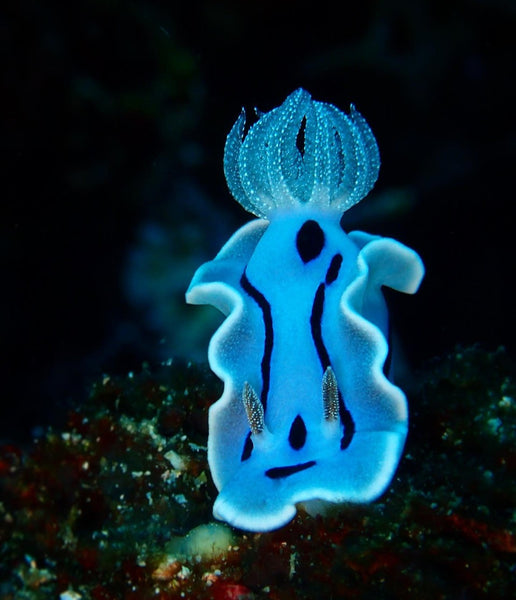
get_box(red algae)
[1,348,515,599]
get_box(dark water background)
[3,0,515,440]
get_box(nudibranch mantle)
[186,89,424,532]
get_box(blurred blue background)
[3,0,515,440]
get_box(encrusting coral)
[1,347,515,599]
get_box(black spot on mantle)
[296,220,325,263]
[265,460,316,479]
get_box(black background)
[3,0,515,440]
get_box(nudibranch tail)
[223,88,380,219]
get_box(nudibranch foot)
[186,89,425,532]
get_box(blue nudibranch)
[186,88,424,532]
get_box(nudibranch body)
[186,89,424,532]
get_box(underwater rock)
[0,347,515,599]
